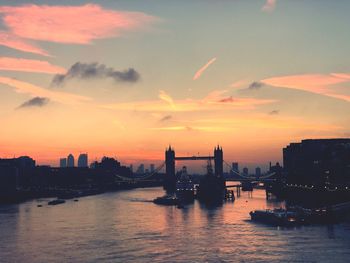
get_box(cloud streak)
[0,4,155,56]
[0,57,66,74]
[261,73,350,102]
[103,90,275,112]
[262,0,277,12]
[0,76,91,105]
[52,62,140,86]
[193,57,217,80]
[17,96,49,109]
[0,31,49,56]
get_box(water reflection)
[0,188,350,262]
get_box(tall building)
[60,158,67,168]
[150,164,155,173]
[283,138,350,185]
[232,162,239,173]
[255,167,261,177]
[243,167,248,176]
[77,153,88,168]
[67,154,75,167]
[136,164,145,174]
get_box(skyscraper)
[232,162,239,173]
[243,167,248,176]
[255,167,261,177]
[77,153,88,168]
[150,164,155,173]
[60,158,67,168]
[67,154,75,167]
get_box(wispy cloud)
[0,4,156,55]
[103,90,275,112]
[0,31,49,56]
[193,57,217,80]
[52,62,139,86]
[261,73,350,102]
[0,76,91,105]
[262,0,277,12]
[160,115,172,122]
[17,96,49,109]
[0,57,66,74]
[269,110,279,115]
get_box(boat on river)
[48,199,66,205]
[153,195,178,206]
[250,208,306,226]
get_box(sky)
[1,0,350,173]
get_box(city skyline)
[1,0,350,169]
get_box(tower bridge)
[165,145,223,178]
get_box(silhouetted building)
[232,162,239,173]
[60,158,67,168]
[255,167,261,177]
[136,164,145,174]
[129,164,133,173]
[77,153,88,168]
[165,146,175,177]
[67,154,74,167]
[243,167,248,176]
[283,139,350,185]
[150,164,155,173]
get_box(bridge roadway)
[174,156,213,161]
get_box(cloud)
[158,90,175,109]
[230,79,249,88]
[0,76,91,105]
[103,90,275,112]
[0,31,49,56]
[218,96,234,103]
[269,110,279,115]
[248,81,264,90]
[261,73,350,102]
[0,4,155,56]
[262,0,277,12]
[193,57,217,80]
[52,62,140,86]
[0,57,66,74]
[17,96,49,109]
[160,115,172,122]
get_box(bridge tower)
[164,146,176,191]
[165,146,175,178]
[214,145,223,177]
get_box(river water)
[1,188,350,262]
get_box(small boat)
[153,195,178,206]
[250,208,305,226]
[48,199,66,205]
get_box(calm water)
[1,188,350,263]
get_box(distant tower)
[165,146,175,177]
[67,154,75,167]
[232,162,239,173]
[255,167,261,177]
[214,145,223,177]
[77,153,88,168]
[150,164,155,173]
[60,158,67,168]
[243,167,248,176]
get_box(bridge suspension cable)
[115,162,166,181]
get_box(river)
[1,188,350,262]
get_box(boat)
[176,166,195,203]
[197,160,226,204]
[250,208,306,226]
[153,195,178,206]
[48,199,66,205]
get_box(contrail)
[193,57,217,80]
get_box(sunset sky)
[1,0,350,172]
